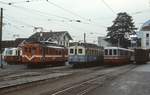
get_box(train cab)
[3,48,21,64]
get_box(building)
[26,31,73,47]
[97,37,112,47]
[138,20,150,49]
[2,38,27,49]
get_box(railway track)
[47,65,137,95]
[0,64,137,95]
[0,65,105,94]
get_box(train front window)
[70,49,74,54]
[6,50,13,55]
[78,49,83,54]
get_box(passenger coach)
[3,48,21,64]
[69,42,104,67]
[104,47,134,65]
[21,41,68,66]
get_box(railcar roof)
[104,47,134,52]
[4,47,18,50]
[23,41,65,48]
[69,42,102,48]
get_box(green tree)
[106,12,137,48]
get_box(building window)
[146,41,149,46]
[146,33,149,37]
[146,33,149,46]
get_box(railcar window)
[70,49,74,54]
[58,50,61,55]
[120,50,124,55]
[105,49,108,55]
[7,50,13,55]
[113,49,117,55]
[45,47,48,54]
[78,49,83,54]
[24,47,27,52]
[29,48,31,53]
[109,49,112,55]
[55,49,58,55]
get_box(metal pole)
[84,33,87,65]
[0,8,3,68]
[84,33,86,43]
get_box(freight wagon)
[134,48,149,64]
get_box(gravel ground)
[0,64,134,95]
[86,63,150,95]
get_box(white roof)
[4,47,18,50]
[104,47,134,52]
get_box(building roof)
[2,38,27,49]
[26,31,73,42]
[140,20,150,31]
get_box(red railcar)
[21,42,68,66]
[104,47,134,65]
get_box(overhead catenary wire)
[101,0,116,14]
[0,0,108,28]
[1,0,149,37]
[9,0,42,4]
[46,0,90,21]
[0,1,77,21]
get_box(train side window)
[78,49,83,54]
[120,50,124,55]
[70,49,74,54]
[59,50,61,55]
[45,47,48,54]
[109,49,112,55]
[24,47,27,52]
[32,47,36,54]
[113,49,117,55]
[29,48,31,53]
[105,49,108,55]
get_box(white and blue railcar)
[69,43,104,67]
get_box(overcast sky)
[0,0,150,43]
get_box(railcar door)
[41,46,46,64]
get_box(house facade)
[137,20,150,49]
[26,31,73,47]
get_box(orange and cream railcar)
[104,47,134,65]
[21,42,68,66]
[3,48,21,64]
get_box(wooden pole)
[0,8,3,68]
